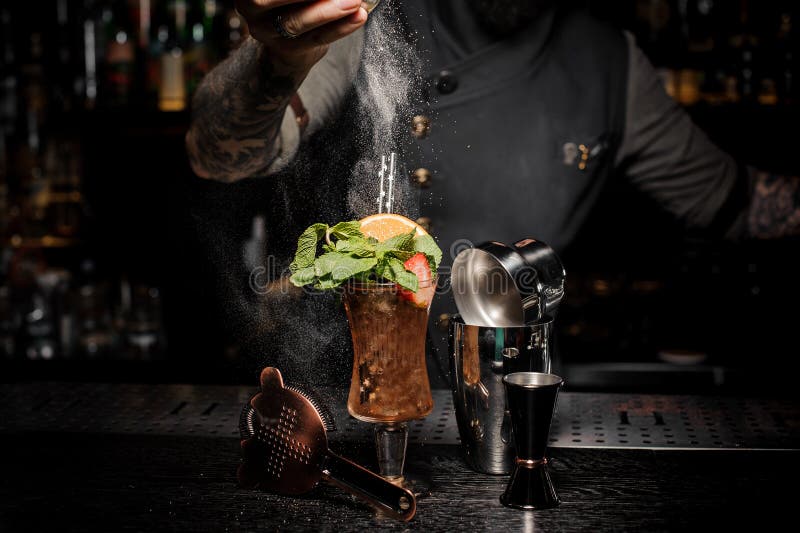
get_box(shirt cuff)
[265,106,302,175]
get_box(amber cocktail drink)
[287,208,442,491]
[345,282,433,421]
[343,279,435,487]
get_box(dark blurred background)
[1,1,798,392]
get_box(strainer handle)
[321,452,416,521]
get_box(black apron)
[199,5,629,388]
[389,4,629,386]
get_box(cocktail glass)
[343,279,435,493]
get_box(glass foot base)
[373,422,433,499]
[386,472,432,499]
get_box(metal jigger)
[500,372,564,510]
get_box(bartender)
[185,0,799,383]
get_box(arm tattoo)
[186,37,297,182]
[747,169,800,239]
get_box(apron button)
[411,115,431,139]
[436,70,458,95]
[415,216,432,233]
[411,168,432,188]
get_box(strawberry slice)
[399,253,435,307]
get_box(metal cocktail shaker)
[448,238,564,475]
[449,316,553,474]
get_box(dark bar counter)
[1,383,798,531]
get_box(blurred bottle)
[32,269,74,359]
[184,0,220,98]
[51,269,76,358]
[5,258,36,366]
[81,1,113,109]
[754,4,786,107]
[49,0,85,113]
[130,0,152,50]
[671,0,726,106]
[77,283,115,358]
[80,1,98,108]
[685,0,718,53]
[17,269,70,361]
[0,132,8,241]
[225,6,247,52]
[203,0,228,51]
[633,0,682,68]
[673,0,699,108]
[17,31,50,240]
[122,283,164,360]
[0,6,18,140]
[21,32,47,147]
[159,0,189,111]
[76,260,115,358]
[43,136,84,239]
[727,0,759,104]
[677,68,701,106]
[634,0,685,102]
[758,78,778,106]
[145,2,169,106]
[774,10,796,104]
[103,0,137,107]
[130,0,153,106]
[680,0,730,105]
[0,285,18,359]
[20,291,57,360]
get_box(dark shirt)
[207,4,746,387]
[400,1,743,239]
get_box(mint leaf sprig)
[288,221,442,292]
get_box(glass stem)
[374,422,408,482]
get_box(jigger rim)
[503,372,563,388]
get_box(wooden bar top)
[1,382,797,532]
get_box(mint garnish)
[289,223,328,271]
[414,234,442,272]
[376,256,419,293]
[288,221,442,291]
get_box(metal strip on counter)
[0,383,797,451]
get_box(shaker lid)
[451,239,565,327]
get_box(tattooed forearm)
[747,170,800,239]
[186,37,299,182]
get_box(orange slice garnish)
[359,213,427,242]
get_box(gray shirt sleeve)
[265,28,365,175]
[615,32,743,233]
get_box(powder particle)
[349,2,423,220]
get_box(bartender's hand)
[188,0,368,182]
[235,0,368,76]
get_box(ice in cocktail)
[344,279,435,423]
